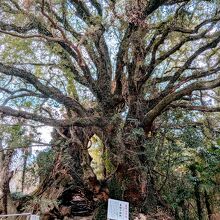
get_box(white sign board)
[107,199,129,220]
[30,215,40,220]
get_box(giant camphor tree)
[1,0,220,218]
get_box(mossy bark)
[103,115,172,216]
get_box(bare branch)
[0,63,86,115]
[2,93,47,106]
[89,0,102,16]
[170,103,220,112]
[0,21,34,33]
[0,29,63,42]
[0,106,106,128]
[164,34,220,92]
[0,105,65,127]
[142,77,220,130]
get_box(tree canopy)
[1,0,220,219]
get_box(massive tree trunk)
[32,130,89,218]
[102,100,172,217]
[18,126,108,219]
[108,135,168,209]
[15,119,171,219]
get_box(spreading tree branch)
[143,77,220,130]
[170,103,220,112]
[0,63,86,115]
[0,106,106,128]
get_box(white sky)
[38,126,53,143]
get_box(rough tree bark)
[0,139,17,215]
[189,165,203,220]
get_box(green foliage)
[0,35,34,62]
[35,66,43,77]
[216,138,220,146]
[108,177,123,200]
[0,123,29,149]
[66,75,78,99]
[93,203,107,220]
[153,110,220,218]
[23,101,32,108]
[181,126,204,148]
[103,150,115,175]
[36,149,55,178]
